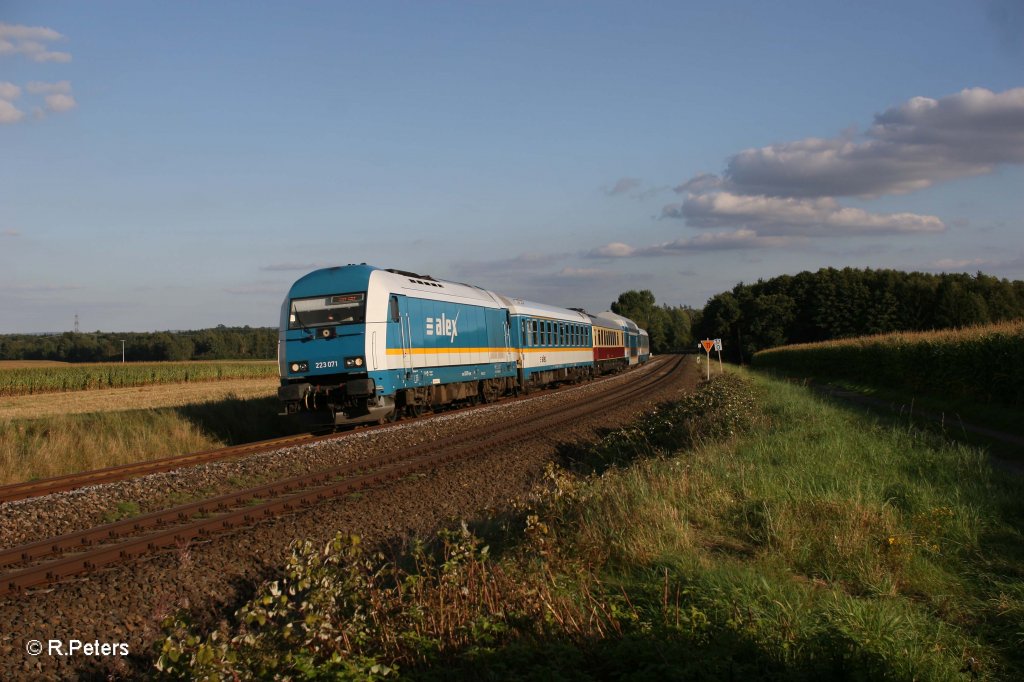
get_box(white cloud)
[552,267,613,279]
[674,172,722,194]
[673,192,945,236]
[26,80,71,94]
[0,99,24,124]
[714,87,1024,199]
[44,93,76,112]
[647,229,794,252]
[929,257,993,270]
[604,177,642,196]
[0,23,71,63]
[589,229,795,258]
[0,81,78,122]
[924,254,1024,273]
[0,81,20,100]
[0,24,61,41]
[588,242,636,258]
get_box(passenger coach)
[278,264,651,427]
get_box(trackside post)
[700,339,714,380]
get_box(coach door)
[389,294,414,379]
[503,315,514,365]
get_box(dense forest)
[693,268,1024,362]
[0,326,277,362]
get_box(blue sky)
[1,1,1023,333]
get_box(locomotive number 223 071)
[315,360,339,369]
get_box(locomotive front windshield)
[289,292,366,329]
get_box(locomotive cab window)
[289,292,366,329]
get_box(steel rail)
[0,356,681,597]
[0,363,652,504]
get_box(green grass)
[802,376,1024,461]
[155,367,1024,681]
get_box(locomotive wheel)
[407,403,423,418]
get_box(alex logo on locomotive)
[424,311,459,342]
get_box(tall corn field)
[751,319,1024,407]
[0,361,278,397]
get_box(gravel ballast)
[0,359,698,680]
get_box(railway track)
[0,356,682,598]
[0,363,653,505]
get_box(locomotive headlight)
[344,356,364,368]
[289,360,309,373]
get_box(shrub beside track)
[752,320,1024,407]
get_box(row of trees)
[7,268,1019,363]
[609,290,697,353]
[695,268,1024,362]
[0,326,278,362]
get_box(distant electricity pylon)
[74,314,80,333]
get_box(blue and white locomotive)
[278,264,648,427]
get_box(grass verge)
[0,394,301,485]
[154,368,1024,681]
